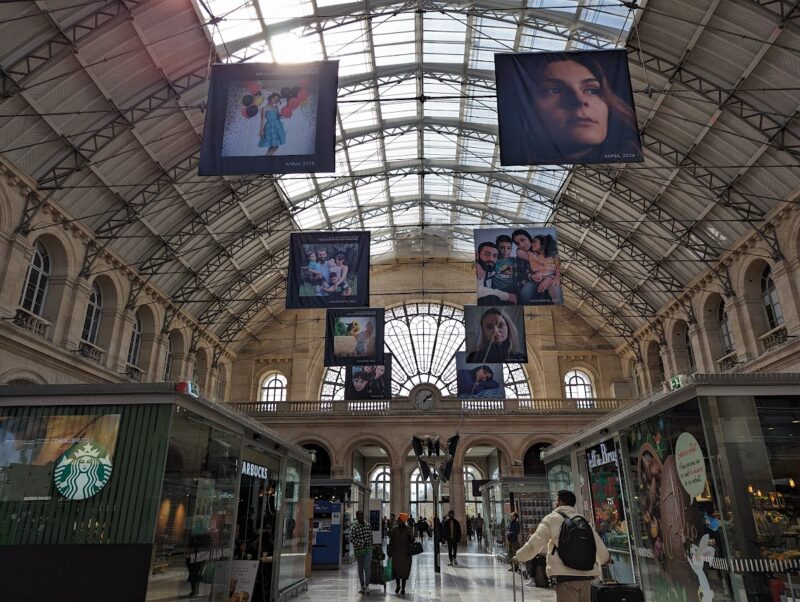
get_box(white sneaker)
[447,561,452,566]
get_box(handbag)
[408,541,423,556]
[383,558,393,581]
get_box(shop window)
[81,281,103,345]
[564,369,594,400]
[260,372,287,404]
[761,266,784,330]
[126,312,143,367]
[718,301,735,355]
[18,241,49,316]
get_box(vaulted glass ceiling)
[200,0,636,259]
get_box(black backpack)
[552,511,596,571]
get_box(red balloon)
[246,81,260,95]
[280,107,293,118]
[287,97,300,110]
[297,88,310,102]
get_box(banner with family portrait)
[345,356,392,400]
[198,61,338,175]
[286,231,370,309]
[455,352,505,400]
[464,305,527,364]
[495,50,642,166]
[325,308,384,366]
[474,227,563,306]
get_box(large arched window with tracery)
[370,465,391,518]
[320,302,531,400]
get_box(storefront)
[542,374,800,602]
[0,383,311,602]
[479,476,550,558]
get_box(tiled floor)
[293,540,556,601]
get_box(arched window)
[718,301,734,355]
[126,312,143,367]
[81,282,103,345]
[19,242,50,316]
[163,336,173,381]
[260,372,287,406]
[564,369,594,400]
[464,465,483,518]
[761,266,784,330]
[410,467,433,520]
[371,465,391,507]
[321,302,531,400]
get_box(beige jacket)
[514,505,609,578]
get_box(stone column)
[0,233,31,316]
[772,260,800,332]
[449,464,465,527]
[691,323,716,373]
[727,297,754,362]
[58,276,91,349]
[390,464,405,516]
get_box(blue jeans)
[356,549,372,588]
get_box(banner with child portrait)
[325,308,384,367]
[286,231,370,309]
[198,61,338,175]
[474,227,563,306]
[345,356,392,400]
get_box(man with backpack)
[513,490,609,602]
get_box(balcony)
[717,351,738,372]
[78,340,105,364]
[13,307,50,338]
[226,397,630,417]
[125,364,144,381]
[759,324,789,352]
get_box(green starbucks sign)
[54,441,113,500]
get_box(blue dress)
[258,107,286,148]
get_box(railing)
[78,340,105,364]
[13,307,50,338]
[717,351,738,372]
[759,324,788,352]
[125,363,144,381]
[226,397,632,416]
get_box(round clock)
[410,384,439,412]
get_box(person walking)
[388,512,414,597]
[352,511,374,595]
[506,511,521,571]
[514,490,609,602]
[475,514,485,547]
[443,510,462,566]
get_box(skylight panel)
[423,131,457,160]
[374,43,416,67]
[463,94,497,125]
[371,239,394,257]
[393,206,419,226]
[424,173,452,196]
[384,131,418,162]
[529,166,567,193]
[520,28,568,52]
[423,13,467,63]
[388,173,419,197]
[539,0,580,14]
[579,4,631,32]
[295,205,326,229]
[271,30,324,62]
[363,213,388,229]
[356,180,387,206]
[324,191,358,219]
[340,100,377,130]
[488,185,520,213]
[257,0,314,25]
[346,139,382,170]
[380,99,418,120]
[207,1,260,47]
[452,237,474,256]
[519,198,552,223]
[424,205,451,224]
[456,177,487,203]
[372,13,415,67]
[459,137,495,167]
[280,175,316,198]
[323,20,371,76]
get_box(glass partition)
[146,406,240,601]
[277,458,310,592]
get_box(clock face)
[412,386,438,411]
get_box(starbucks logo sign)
[54,441,113,500]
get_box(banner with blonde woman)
[199,61,338,174]
[473,227,563,306]
[325,308,385,366]
[464,305,527,364]
[495,50,642,166]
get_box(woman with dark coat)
[388,512,415,596]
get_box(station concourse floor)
[293,539,557,602]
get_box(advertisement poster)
[325,308,384,366]
[286,231,370,309]
[199,61,338,175]
[474,227,563,306]
[228,560,259,602]
[455,352,505,399]
[0,413,121,501]
[585,440,628,553]
[495,49,642,166]
[345,356,392,400]
[464,305,527,363]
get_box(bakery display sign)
[675,432,707,500]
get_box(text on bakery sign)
[587,441,618,470]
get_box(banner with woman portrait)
[325,308,384,366]
[199,61,338,175]
[345,356,392,400]
[464,305,527,364]
[455,352,505,400]
[474,227,563,306]
[495,50,642,166]
[286,232,370,309]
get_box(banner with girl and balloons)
[199,61,338,175]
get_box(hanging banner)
[345,356,392,400]
[325,308,384,366]
[286,231,370,309]
[455,352,505,399]
[474,227,563,306]
[495,50,642,166]
[199,61,338,175]
[464,305,527,363]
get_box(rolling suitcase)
[591,562,644,602]
[511,561,525,602]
